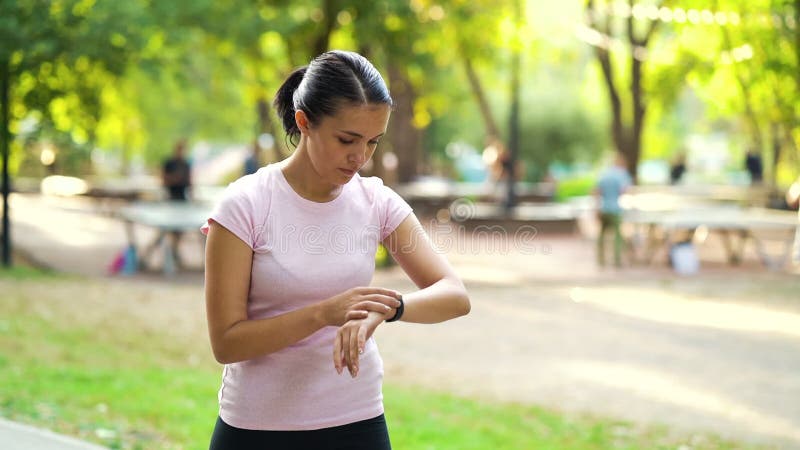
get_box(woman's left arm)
[383,213,470,323]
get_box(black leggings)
[209,414,392,450]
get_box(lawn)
[0,271,772,449]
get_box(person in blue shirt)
[594,152,632,267]
[243,141,262,176]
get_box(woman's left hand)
[333,311,386,377]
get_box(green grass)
[0,265,60,280]
[0,276,774,450]
[384,385,765,450]
[0,306,219,449]
[554,175,596,202]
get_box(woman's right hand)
[320,287,401,326]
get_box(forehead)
[323,103,391,133]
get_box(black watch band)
[386,294,404,322]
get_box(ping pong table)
[624,206,797,270]
[117,201,213,274]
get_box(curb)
[0,418,107,450]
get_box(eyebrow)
[339,130,386,140]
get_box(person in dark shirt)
[163,139,192,201]
[156,139,192,270]
[669,153,686,185]
[745,149,763,185]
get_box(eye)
[338,137,355,145]
[368,140,380,147]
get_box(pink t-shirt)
[201,163,412,431]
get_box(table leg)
[750,230,795,270]
[719,229,747,265]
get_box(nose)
[348,145,369,166]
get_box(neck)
[280,140,342,202]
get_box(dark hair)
[273,50,393,147]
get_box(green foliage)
[518,85,605,181]
[2,0,150,134]
[3,0,797,183]
[675,0,799,183]
[554,175,597,202]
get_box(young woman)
[203,50,470,449]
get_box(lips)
[339,168,357,176]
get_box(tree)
[583,0,666,181]
[711,0,799,186]
[0,0,149,266]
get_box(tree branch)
[312,0,339,56]
[460,51,501,140]
[588,0,624,152]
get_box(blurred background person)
[158,138,192,269]
[162,139,192,201]
[669,152,687,185]
[745,148,763,185]
[244,140,262,176]
[594,152,632,268]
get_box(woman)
[202,50,470,449]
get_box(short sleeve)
[378,184,413,241]
[200,177,261,249]
[621,170,633,189]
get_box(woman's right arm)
[204,221,400,364]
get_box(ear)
[295,110,310,134]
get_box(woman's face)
[297,103,391,185]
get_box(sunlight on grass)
[0,265,59,280]
[0,276,775,449]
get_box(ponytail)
[273,66,307,146]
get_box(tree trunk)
[771,123,781,187]
[598,49,626,159]
[387,64,421,183]
[795,0,800,91]
[461,55,501,141]
[1,61,11,267]
[720,24,764,156]
[630,54,645,182]
[588,0,629,176]
[312,0,339,57]
[506,0,523,210]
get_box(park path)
[6,192,800,449]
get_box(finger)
[333,330,343,375]
[342,328,353,377]
[357,324,367,356]
[349,327,360,378]
[356,287,402,300]
[345,310,369,321]
[353,301,392,315]
[363,294,402,308]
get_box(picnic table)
[117,201,213,274]
[624,205,797,269]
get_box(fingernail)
[359,348,364,355]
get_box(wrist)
[313,301,331,327]
[366,311,388,322]
[385,294,404,322]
